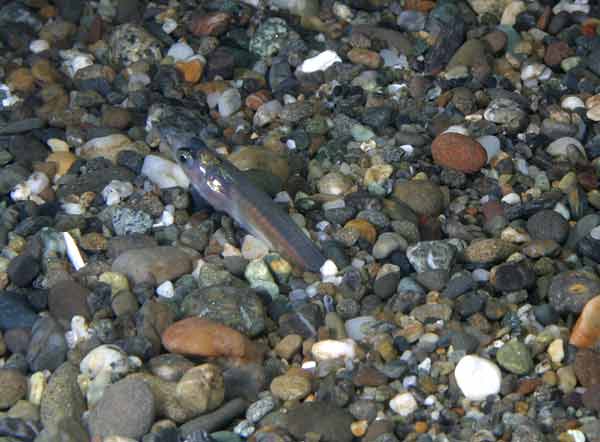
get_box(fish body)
[160,129,326,272]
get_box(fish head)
[159,127,235,203]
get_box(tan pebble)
[351,420,368,437]
[270,374,311,401]
[275,334,303,360]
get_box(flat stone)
[111,246,193,286]
[89,377,155,440]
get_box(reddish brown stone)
[570,296,600,349]
[353,366,388,387]
[544,41,573,67]
[516,378,542,395]
[189,12,231,36]
[574,348,600,388]
[431,133,487,173]
[162,317,264,363]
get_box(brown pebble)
[431,133,487,173]
[544,41,573,67]
[189,12,231,36]
[175,59,205,84]
[161,317,264,363]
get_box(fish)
[159,127,327,272]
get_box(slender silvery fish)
[160,129,326,272]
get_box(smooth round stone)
[496,340,532,375]
[431,133,487,173]
[318,172,353,196]
[464,239,516,265]
[490,262,536,292]
[284,402,354,442]
[40,363,86,429]
[548,270,600,314]
[546,137,586,158]
[111,246,193,286]
[372,232,407,259]
[270,374,311,401]
[526,210,569,244]
[345,316,377,342]
[7,255,40,287]
[393,180,445,216]
[89,377,155,440]
[477,135,501,163]
[26,316,67,372]
[454,355,502,401]
[176,364,225,415]
[0,369,27,409]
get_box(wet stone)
[548,271,600,314]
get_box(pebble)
[393,180,445,216]
[431,133,487,173]
[548,271,600,314]
[89,377,155,440]
[162,318,263,363]
[111,246,193,286]
[0,369,27,409]
[496,339,533,375]
[454,355,502,400]
[176,364,225,415]
[389,392,418,416]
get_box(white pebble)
[141,155,190,189]
[332,2,354,20]
[10,183,31,202]
[590,226,600,240]
[553,0,590,14]
[402,375,418,389]
[501,193,521,205]
[80,345,130,379]
[389,392,418,416]
[162,18,178,34]
[30,39,50,53]
[167,41,194,62]
[320,259,338,277]
[298,50,342,74]
[102,180,134,206]
[473,268,489,282]
[27,172,49,195]
[217,88,242,118]
[567,430,586,442]
[345,316,377,342]
[554,202,571,220]
[60,50,94,78]
[153,206,175,228]
[65,316,91,349]
[561,96,585,111]
[156,280,175,298]
[454,355,502,401]
[1,83,22,107]
[311,339,357,361]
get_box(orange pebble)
[415,421,428,433]
[570,295,600,348]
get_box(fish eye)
[176,148,193,164]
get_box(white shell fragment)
[63,231,86,271]
[454,355,502,401]
[311,339,357,361]
[298,50,342,74]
